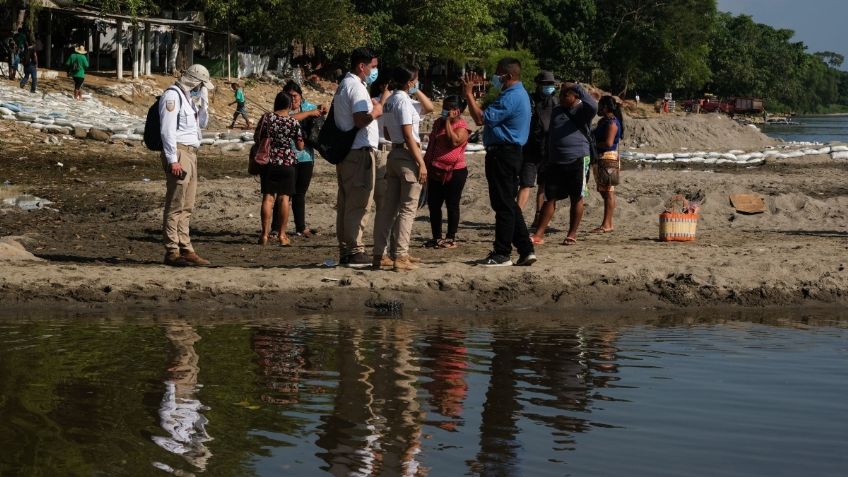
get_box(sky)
[717,0,847,69]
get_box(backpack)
[314,98,359,165]
[68,57,81,77]
[143,87,183,151]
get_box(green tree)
[499,0,596,79]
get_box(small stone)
[87,128,112,141]
[74,126,89,139]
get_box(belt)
[379,143,411,152]
[177,144,198,152]
[486,143,521,152]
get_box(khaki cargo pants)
[162,145,198,254]
[336,147,377,256]
[372,147,422,259]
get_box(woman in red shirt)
[424,95,471,249]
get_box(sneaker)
[393,255,419,271]
[478,252,513,267]
[181,250,211,266]
[346,252,371,269]
[339,254,351,266]
[514,253,537,266]
[163,251,191,267]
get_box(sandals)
[258,235,269,246]
[438,238,458,249]
[530,235,545,245]
[590,227,614,234]
[279,235,291,246]
[562,237,577,246]
[424,238,459,249]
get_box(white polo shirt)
[333,72,379,149]
[382,90,420,145]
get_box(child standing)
[229,82,251,129]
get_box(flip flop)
[530,235,545,245]
[562,237,577,246]
[590,227,614,233]
[438,238,458,249]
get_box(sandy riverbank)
[1,112,846,312]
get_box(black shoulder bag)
[315,96,360,165]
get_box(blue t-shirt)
[482,83,531,147]
[593,117,622,153]
[291,101,317,163]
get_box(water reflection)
[0,315,845,476]
[151,322,213,473]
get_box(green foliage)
[481,48,540,92]
[41,0,848,112]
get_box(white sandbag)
[831,151,848,160]
[200,138,215,146]
[689,157,706,163]
[720,153,737,161]
[674,152,691,158]
[656,153,675,160]
[728,149,745,154]
[735,154,752,161]
[829,145,848,152]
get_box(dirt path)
[1,123,846,312]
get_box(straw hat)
[74,45,87,54]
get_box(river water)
[760,114,848,144]
[1,313,846,476]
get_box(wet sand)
[1,120,846,313]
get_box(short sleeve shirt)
[265,114,303,166]
[234,89,245,104]
[333,72,378,149]
[383,90,420,145]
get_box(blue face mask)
[366,67,379,86]
[440,110,450,118]
[408,81,419,95]
[490,74,503,90]
[542,85,556,96]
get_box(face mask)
[408,81,419,95]
[490,74,503,90]
[366,67,379,86]
[542,85,556,96]
[440,110,450,118]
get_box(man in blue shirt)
[463,58,536,267]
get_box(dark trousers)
[427,167,468,240]
[292,161,314,233]
[272,161,314,233]
[485,148,533,256]
[20,64,36,92]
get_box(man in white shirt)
[333,47,383,268]
[159,64,213,267]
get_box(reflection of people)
[151,323,213,472]
[252,326,305,405]
[422,327,468,431]
[315,326,380,475]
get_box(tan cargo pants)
[336,147,377,256]
[372,147,422,258]
[162,145,198,253]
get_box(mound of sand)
[0,237,43,262]
[623,113,777,152]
